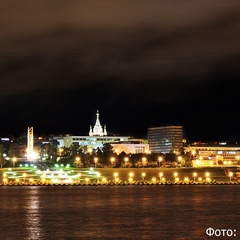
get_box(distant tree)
[42,143,58,162]
[58,155,73,166]
[8,144,18,158]
[129,153,145,167]
[82,153,92,167]
[18,132,27,145]
[183,151,194,167]
[70,145,78,157]
[102,143,114,155]
[101,144,114,166]
[179,147,185,155]
[0,144,6,168]
[96,147,103,157]
[118,151,128,167]
[164,153,177,162]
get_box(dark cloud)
[0,0,240,141]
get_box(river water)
[0,185,239,240]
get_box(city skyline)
[1,1,240,142]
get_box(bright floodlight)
[30,151,38,161]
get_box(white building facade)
[186,142,240,167]
[55,110,149,154]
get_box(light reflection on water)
[0,185,239,240]
[26,189,44,240]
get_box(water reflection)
[25,188,45,240]
[1,185,240,239]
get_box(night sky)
[0,0,240,142]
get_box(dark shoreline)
[1,181,240,186]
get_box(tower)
[90,110,107,136]
[27,127,34,161]
[89,125,93,136]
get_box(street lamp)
[114,172,118,183]
[124,157,129,168]
[23,173,27,183]
[142,157,147,168]
[178,156,182,167]
[3,173,7,185]
[174,172,178,183]
[75,156,80,168]
[236,155,240,165]
[193,172,197,183]
[158,157,163,168]
[142,172,146,181]
[85,177,89,184]
[78,173,81,183]
[58,148,64,156]
[12,157,17,168]
[96,172,100,183]
[87,148,93,154]
[228,171,233,183]
[129,172,134,182]
[205,172,211,182]
[159,172,163,182]
[94,157,98,168]
[110,157,115,168]
[184,177,189,183]
[152,177,156,183]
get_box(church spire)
[89,125,93,136]
[104,125,107,136]
[91,110,107,136]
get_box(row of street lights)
[75,156,167,168]
[1,169,236,185]
[173,171,211,183]
[2,172,27,185]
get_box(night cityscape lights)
[1,163,239,186]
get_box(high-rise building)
[147,126,183,154]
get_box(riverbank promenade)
[1,164,239,186]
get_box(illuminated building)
[57,110,149,154]
[110,139,149,154]
[147,126,183,154]
[187,142,240,166]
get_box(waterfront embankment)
[1,166,239,186]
